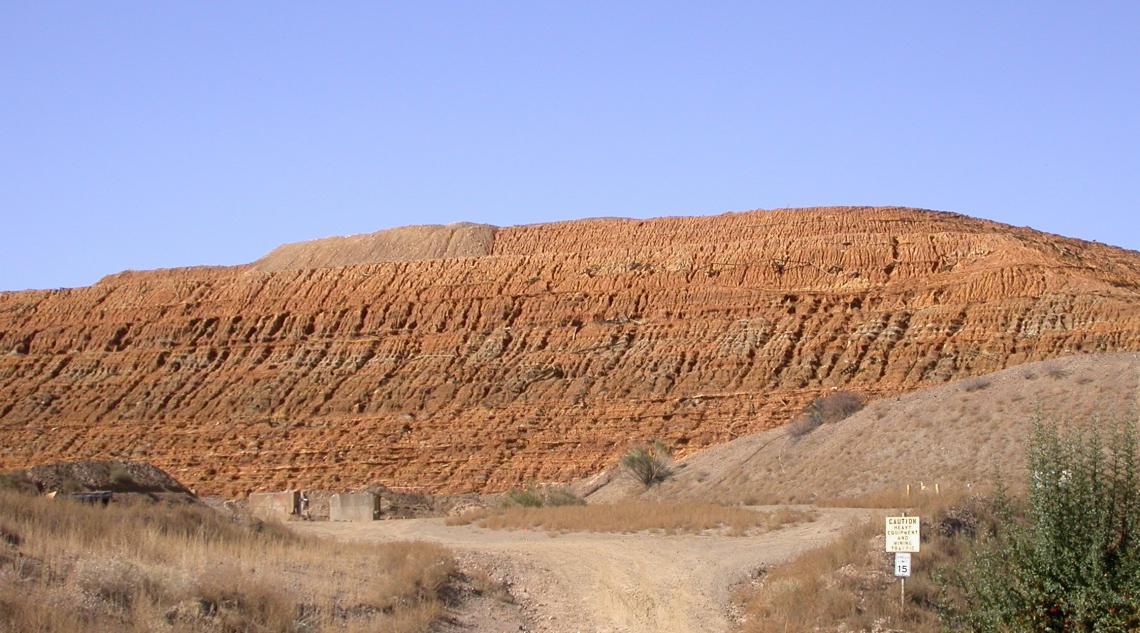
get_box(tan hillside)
[1,207,1139,497]
[588,353,1140,504]
[249,222,496,271]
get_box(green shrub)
[503,485,584,508]
[543,487,586,507]
[951,420,1140,631]
[504,485,545,508]
[620,440,672,487]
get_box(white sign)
[885,516,920,552]
[894,552,912,577]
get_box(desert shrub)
[108,463,136,488]
[961,377,992,392]
[504,485,545,508]
[503,485,584,508]
[543,487,586,507]
[620,440,672,486]
[785,412,822,440]
[787,391,864,440]
[816,390,865,422]
[949,420,1140,631]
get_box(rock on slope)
[0,207,1138,496]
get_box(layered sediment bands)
[1,207,1139,496]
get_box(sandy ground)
[292,506,871,633]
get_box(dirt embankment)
[1,207,1139,496]
[587,353,1140,505]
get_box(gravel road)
[292,506,870,633]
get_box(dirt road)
[293,506,870,633]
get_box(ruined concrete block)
[330,492,379,521]
[248,490,299,519]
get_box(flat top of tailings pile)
[249,222,497,272]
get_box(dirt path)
[292,506,871,633]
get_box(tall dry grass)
[736,496,999,633]
[0,491,455,633]
[819,482,985,511]
[448,502,815,536]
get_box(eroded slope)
[1,207,1138,496]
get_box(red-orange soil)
[1,207,1138,496]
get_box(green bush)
[951,420,1140,631]
[504,485,545,508]
[620,440,672,487]
[543,487,586,507]
[503,484,584,508]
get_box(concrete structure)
[299,489,335,520]
[248,490,299,520]
[329,491,380,521]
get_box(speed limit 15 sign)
[894,552,912,577]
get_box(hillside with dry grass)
[1,207,1139,496]
[589,353,1140,505]
[0,487,456,633]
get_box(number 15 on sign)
[894,552,911,577]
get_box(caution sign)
[885,516,920,552]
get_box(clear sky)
[2,3,1138,291]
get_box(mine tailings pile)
[1,206,1138,496]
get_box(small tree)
[621,440,672,487]
[953,420,1140,631]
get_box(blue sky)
[2,2,1138,290]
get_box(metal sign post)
[886,512,919,612]
[894,552,912,608]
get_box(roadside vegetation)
[947,420,1140,631]
[502,484,586,508]
[621,439,673,486]
[0,487,456,633]
[449,502,815,536]
[737,419,1140,632]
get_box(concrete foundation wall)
[248,490,299,519]
[301,490,334,520]
[330,492,379,521]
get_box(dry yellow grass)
[0,491,455,633]
[447,502,815,536]
[736,515,940,633]
[819,482,986,511]
[736,495,998,633]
